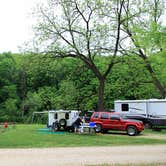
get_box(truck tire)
[127,126,137,136]
[95,124,102,133]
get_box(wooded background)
[0,52,165,122]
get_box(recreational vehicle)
[114,99,166,129]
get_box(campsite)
[0,124,166,148]
[0,124,166,165]
[0,0,166,165]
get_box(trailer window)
[65,113,69,119]
[54,113,58,119]
[122,104,129,111]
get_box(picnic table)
[79,122,96,134]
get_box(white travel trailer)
[114,99,166,128]
[114,99,166,118]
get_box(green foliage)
[0,53,19,122]
[132,22,166,55]
[0,52,166,122]
[54,80,78,109]
[23,91,42,113]
[150,51,166,90]
[3,98,19,121]
[37,86,57,110]
[108,56,159,100]
[0,0,166,122]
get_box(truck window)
[122,104,129,111]
[101,113,109,119]
[110,114,120,120]
[93,113,99,118]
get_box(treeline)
[0,52,165,122]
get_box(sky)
[0,0,45,53]
[0,0,165,53]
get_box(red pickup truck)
[90,112,144,136]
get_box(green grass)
[0,124,166,148]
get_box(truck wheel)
[95,124,102,133]
[127,126,137,136]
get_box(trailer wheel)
[95,124,102,133]
[144,123,152,129]
[127,126,137,136]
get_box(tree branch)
[103,0,125,79]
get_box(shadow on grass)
[106,131,126,135]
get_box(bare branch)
[103,0,125,79]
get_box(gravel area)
[0,145,166,166]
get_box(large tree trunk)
[97,78,105,112]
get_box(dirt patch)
[0,145,166,166]
[140,133,166,140]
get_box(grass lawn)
[0,124,166,148]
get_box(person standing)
[73,117,83,133]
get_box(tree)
[54,80,78,109]
[0,52,20,121]
[120,0,166,98]
[107,55,160,102]
[33,0,126,111]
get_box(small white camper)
[48,110,80,131]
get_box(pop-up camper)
[48,110,80,131]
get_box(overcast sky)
[0,0,45,53]
[0,0,165,53]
